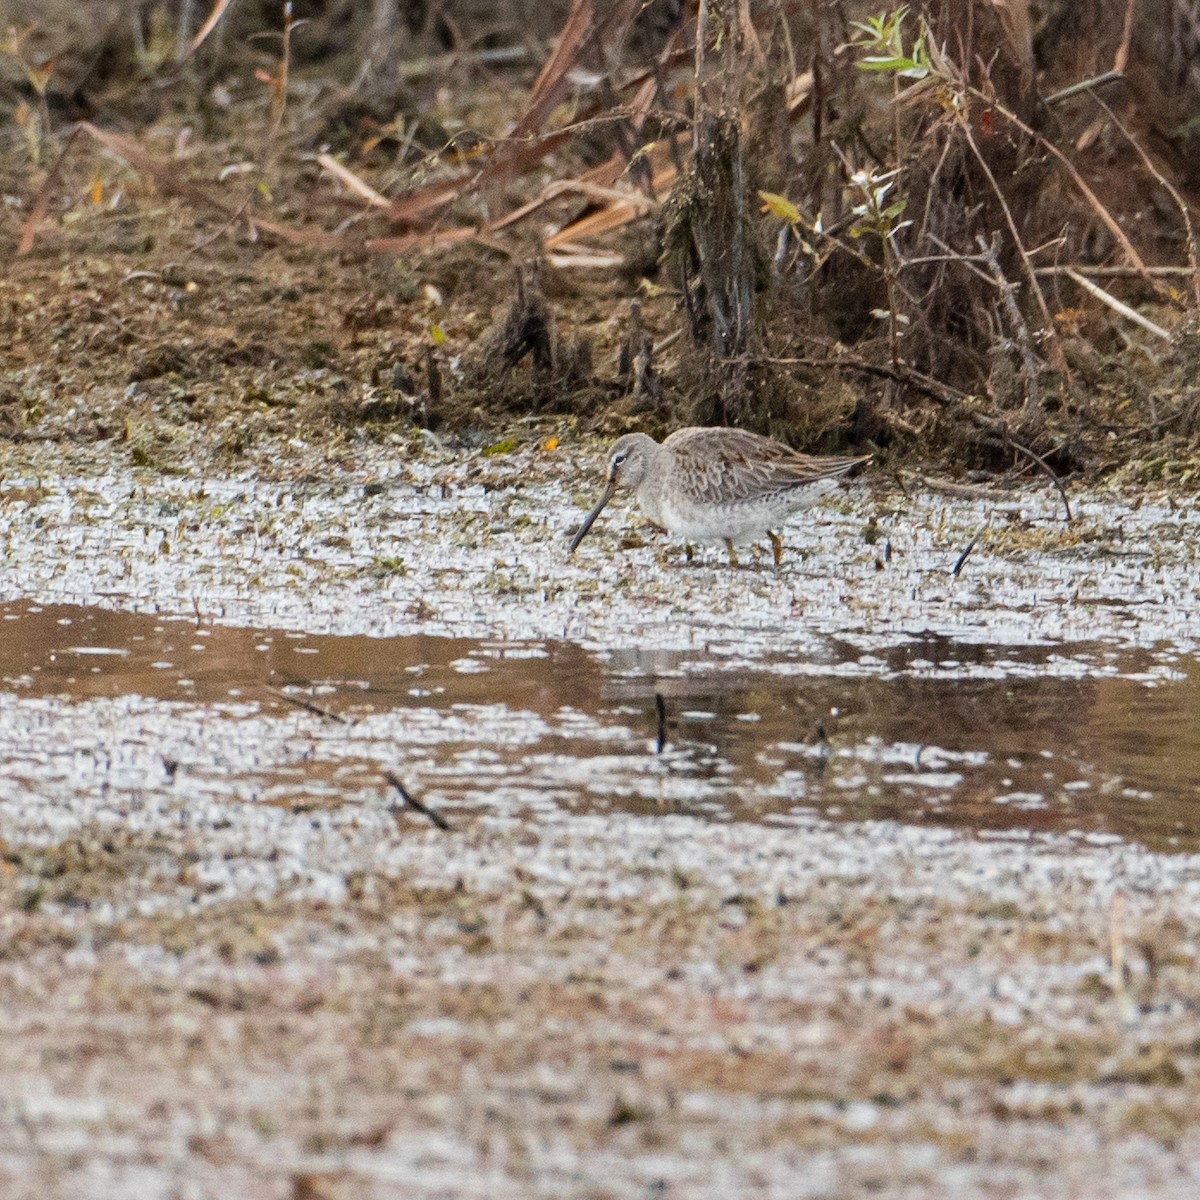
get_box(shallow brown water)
[2,601,1199,850]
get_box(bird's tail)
[818,453,872,479]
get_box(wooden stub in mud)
[459,261,594,398]
[618,299,664,408]
[465,262,556,379]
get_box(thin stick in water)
[952,536,980,577]
[384,771,451,831]
[1002,433,1074,522]
[268,686,354,725]
[815,721,832,769]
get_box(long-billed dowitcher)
[568,427,869,566]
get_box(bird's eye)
[613,453,627,466]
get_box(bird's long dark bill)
[568,481,615,555]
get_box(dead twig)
[79,122,237,214]
[512,0,597,141]
[545,250,627,269]
[970,85,1158,292]
[1109,889,1136,1024]
[1113,0,1136,73]
[499,0,643,186]
[694,0,710,150]
[1001,431,1074,522]
[384,771,451,831]
[1033,265,1196,279]
[393,45,530,83]
[746,354,969,406]
[265,2,297,140]
[363,226,478,255]
[510,0,638,142]
[914,475,1010,500]
[184,195,254,258]
[544,158,677,249]
[317,153,391,209]
[1061,269,1172,342]
[268,686,354,725]
[1088,91,1200,306]
[382,1,642,230]
[1043,71,1124,106]
[956,115,1066,376]
[960,407,1072,520]
[183,0,235,59]
[17,124,84,256]
[490,175,657,235]
[976,232,1040,408]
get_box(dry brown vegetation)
[5,0,1200,483]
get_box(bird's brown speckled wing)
[662,427,869,506]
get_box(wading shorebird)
[568,427,870,566]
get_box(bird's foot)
[724,539,740,568]
[768,530,784,568]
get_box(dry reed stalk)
[17,124,82,256]
[955,114,1068,376]
[544,159,677,250]
[1088,91,1200,306]
[971,87,1154,284]
[1062,269,1173,340]
[183,0,236,58]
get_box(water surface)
[2,602,1198,851]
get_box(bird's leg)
[768,531,784,567]
[685,542,695,564]
[724,538,739,567]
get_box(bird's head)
[568,432,657,556]
[603,432,655,492]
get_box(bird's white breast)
[637,479,839,545]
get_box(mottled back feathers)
[661,427,869,508]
